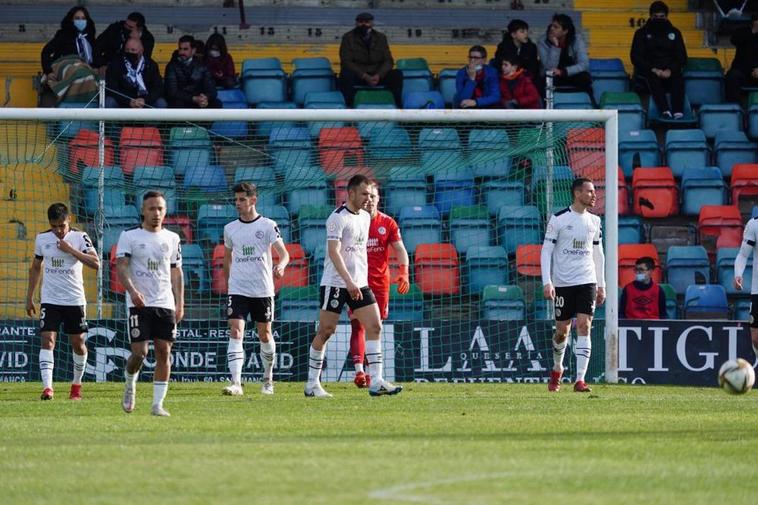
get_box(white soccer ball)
[718,358,756,395]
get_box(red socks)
[350,319,366,366]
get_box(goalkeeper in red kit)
[350,182,410,388]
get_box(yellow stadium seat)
[11,180,69,202]
[0,261,28,280]
[0,121,47,144]
[0,239,35,262]
[0,222,20,239]
[1,77,38,107]
[0,143,58,166]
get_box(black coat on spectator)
[630,19,687,75]
[95,21,155,68]
[729,25,758,74]
[105,56,163,107]
[164,55,217,108]
[41,25,97,74]
[494,37,540,85]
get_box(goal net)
[0,102,619,386]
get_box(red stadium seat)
[730,164,758,207]
[272,243,309,291]
[109,245,124,294]
[414,243,459,295]
[698,205,743,259]
[319,127,364,175]
[69,129,114,176]
[567,127,605,179]
[515,244,542,277]
[632,166,678,218]
[594,168,630,216]
[619,243,661,288]
[163,215,193,244]
[119,127,164,176]
[211,244,227,295]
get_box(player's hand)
[734,276,743,291]
[596,287,606,306]
[347,280,362,301]
[543,283,555,300]
[25,299,36,317]
[395,264,410,295]
[273,264,285,279]
[175,305,184,324]
[57,239,75,255]
[129,289,146,308]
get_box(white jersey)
[34,229,95,306]
[224,215,281,298]
[320,205,370,288]
[116,227,182,310]
[735,217,758,294]
[541,207,604,288]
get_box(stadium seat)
[108,245,124,293]
[631,167,678,218]
[102,204,139,253]
[354,89,395,108]
[590,58,629,99]
[437,68,458,107]
[388,284,424,321]
[716,247,753,296]
[211,89,249,139]
[311,244,327,286]
[234,165,279,207]
[659,283,678,319]
[647,94,696,127]
[601,92,645,132]
[450,206,491,254]
[54,102,97,139]
[619,244,661,288]
[133,165,178,215]
[297,205,332,255]
[515,244,542,284]
[398,205,442,255]
[664,129,709,179]
[241,58,287,104]
[433,167,476,215]
[168,126,212,177]
[285,174,329,216]
[749,92,758,139]
[683,284,729,319]
[366,127,412,161]
[497,205,541,256]
[332,166,374,205]
[730,164,758,208]
[256,101,297,138]
[69,129,115,177]
[197,204,237,244]
[567,127,604,179]
[683,57,725,106]
[482,180,524,216]
[618,129,661,178]
[164,215,193,244]
[397,58,434,97]
[258,205,291,243]
[618,216,643,244]
[481,284,526,321]
[414,243,459,295]
[183,164,227,193]
[291,60,336,106]
[666,245,710,295]
[278,286,319,321]
[272,243,309,291]
[355,103,397,138]
[403,91,445,109]
[553,91,593,109]
[714,130,758,177]
[594,167,630,216]
[418,127,464,175]
[210,244,226,295]
[181,244,209,294]
[384,167,427,216]
[304,91,346,108]
[467,129,511,178]
[81,166,125,216]
[465,246,508,295]
[680,167,726,216]
[119,127,163,177]
[735,298,752,321]
[698,205,743,257]
[698,104,743,140]
[318,127,364,175]
[531,165,574,216]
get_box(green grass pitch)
[1,382,757,504]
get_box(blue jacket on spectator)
[454,65,501,108]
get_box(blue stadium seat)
[103,204,140,253]
[749,93,758,139]
[258,204,291,243]
[681,167,726,215]
[297,205,332,255]
[716,247,753,295]
[450,206,491,254]
[601,92,645,132]
[714,130,758,177]
[438,68,458,107]
[81,166,124,216]
[683,58,725,106]
[255,101,297,138]
[311,244,326,286]
[181,244,209,294]
[211,89,248,138]
[197,204,237,243]
[619,129,661,178]
[397,58,434,97]
[647,94,696,126]
[304,91,346,108]
[234,165,279,207]
[384,167,427,216]
[183,164,227,193]
[418,128,462,167]
[481,285,526,321]
[367,127,412,160]
[278,286,320,321]
[664,129,709,178]
[467,129,511,178]
[618,215,643,244]
[241,58,287,104]
[698,104,743,140]
[433,167,476,215]
[497,205,541,256]
[482,180,524,216]
[54,102,97,139]
[398,205,442,255]
[465,246,508,295]
[590,58,629,99]
[168,126,212,177]
[291,58,336,105]
[666,245,710,295]
[735,298,752,321]
[133,165,178,215]
[268,126,313,176]
[388,284,424,321]
[553,91,593,109]
[356,103,397,138]
[286,175,329,216]
[683,284,728,319]
[403,90,445,109]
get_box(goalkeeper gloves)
[396,264,410,294]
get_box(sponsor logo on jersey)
[51,258,64,268]
[147,259,161,271]
[236,244,265,263]
[160,242,169,253]
[562,239,591,256]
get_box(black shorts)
[554,283,597,321]
[320,285,376,314]
[227,295,274,323]
[750,295,758,329]
[39,304,87,334]
[127,307,177,343]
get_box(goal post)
[0,105,618,384]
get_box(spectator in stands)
[94,12,154,70]
[630,1,688,119]
[40,6,99,104]
[105,38,166,109]
[164,35,220,109]
[205,33,237,89]
[498,54,542,109]
[619,256,667,319]
[454,45,501,108]
[725,13,758,103]
[494,19,540,91]
[338,12,404,107]
[538,14,594,105]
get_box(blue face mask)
[74,19,87,32]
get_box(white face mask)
[474,64,483,71]
[208,50,221,58]
[635,273,648,283]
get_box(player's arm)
[223,246,232,291]
[272,239,289,279]
[327,239,361,299]
[171,265,184,323]
[25,256,42,316]
[57,239,100,270]
[116,256,145,308]
[734,222,756,291]
[593,221,606,305]
[541,215,557,299]
[389,239,410,294]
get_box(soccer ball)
[718,358,756,395]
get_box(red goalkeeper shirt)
[366,211,401,293]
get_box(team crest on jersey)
[328,222,337,232]
[227,307,233,316]
[131,328,141,338]
[255,231,264,239]
[161,242,169,252]
[330,299,339,308]
[668,32,675,40]
[378,226,387,235]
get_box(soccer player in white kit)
[222,182,289,397]
[116,191,184,416]
[734,214,758,360]
[541,178,606,393]
[26,203,100,401]
[304,174,403,398]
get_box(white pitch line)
[368,472,510,504]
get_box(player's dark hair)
[178,35,194,46]
[143,190,165,202]
[469,45,487,58]
[47,202,69,222]
[127,12,146,28]
[500,53,523,68]
[636,256,656,271]
[347,174,371,192]
[233,182,257,197]
[508,19,529,33]
[649,1,669,16]
[571,177,593,197]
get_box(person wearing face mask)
[454,45,501,108]
[205,33,237,89]
[338,12,404,107]
[94,12,154,70]
[619,257,667,319]
[164,35,220,109]
[631,1,688,119]
[538,13,594,105]
[105,38,166,109]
